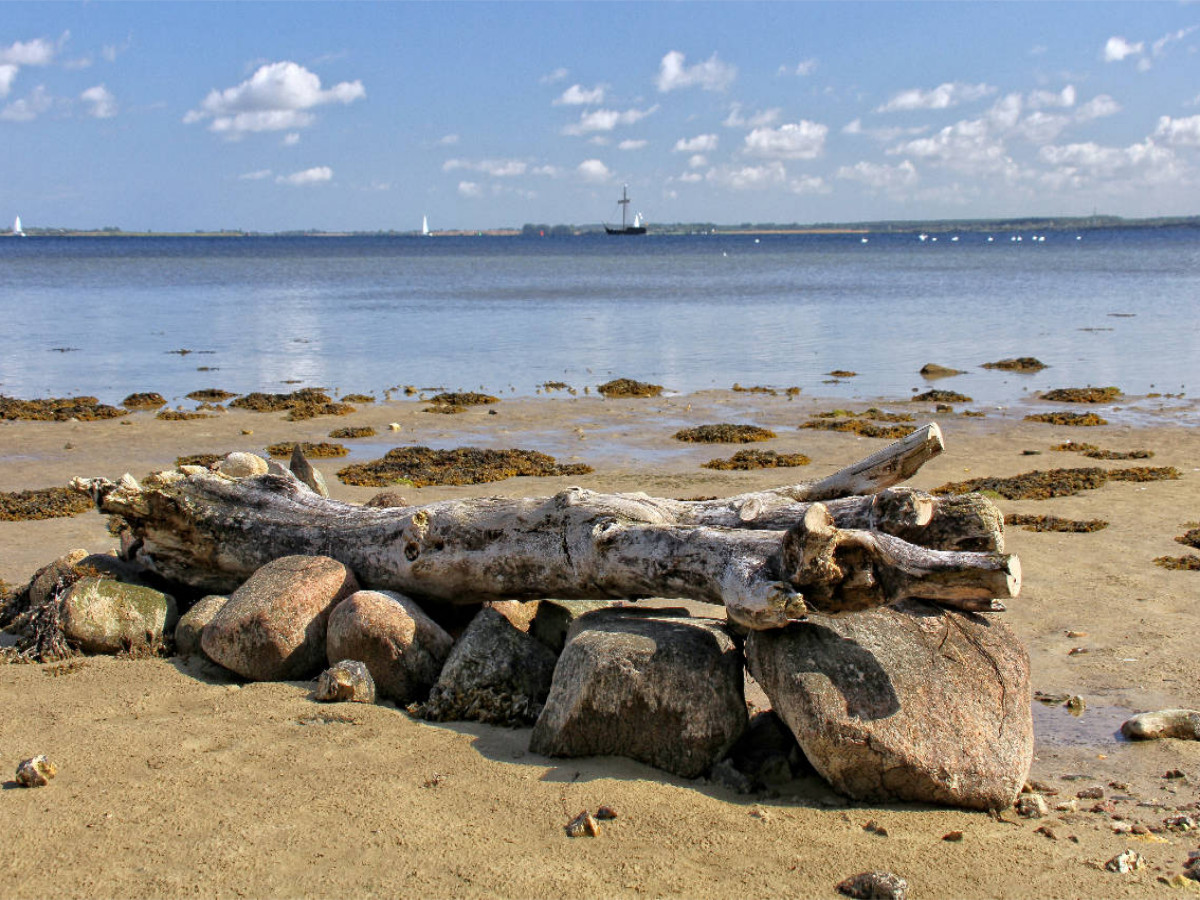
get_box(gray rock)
[326,590,453,703]
[529,599,621,653]
[530,612,747,779]
[289,445,329,498]
[218,452,269,478]
[174,595,228,658]
[1121,709,1200,741]
[746,599,1032,811]
[363,491,409,509]
[1016,793,1048,818]
[415,607,558,726]
[60,577,177,655]
[315,659,376,703]
[836,871,909,900]
[200,555,359,681]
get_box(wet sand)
[2,390,1198,898]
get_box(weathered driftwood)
[72,423,1018,630]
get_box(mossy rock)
[981,357,1047,372]
[674,424,776,443]
[338,446,593,488]
[187,388,236,403]
[912,389,973,403]
[597,379,663,399]
[122,392,167,410]
[0,487,92,521]
[920,363,965,378]
[330,426,377,439]
[60,577,177,656]
[1040,387,1122,404]
[426,392,499,407]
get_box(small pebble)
[388,423,402,432]
[15,755,57,787]
[1077,786,1105,800]
[1017,794,1048,818]
[942,831,964,842]
[565,810,599,838]
[594,806,618,821]
[1104,849,1145,874]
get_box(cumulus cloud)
[673,133,718,153]
[283,132,300,146]
[1154,114,1200,148]
[458,181,482,197]
[554,83,606,105]
[1076,94,1120,121]
[1038,139,1180,186]
[0,65,17,98]
[876,81,995,113]
[688,154,708,168]
[1027,85,1076,109]
[723,103,780,129]
[577,159,611,183]
[443,158,529,177]
[618,139,648,150]
[656,50,736,92]
[707,161,787,189]
[540,67,569,84]
[1102,35,1144,62]
[0,37,57,67]
[184,61,365,137]
[276,166,333,186]
[836,159,918,190]
[0,85,53,122]
[562,105,657,135]
[743,121,827,160]
[80,84,116,119]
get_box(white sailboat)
[12,215,25,237]
[421,215,431,237]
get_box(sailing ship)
[12,215,25,237]
[421,215,431,237]
[604,185,646,235]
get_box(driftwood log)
[72,423,1019,630]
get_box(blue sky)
[3,2,1199,232]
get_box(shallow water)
[1,228,1197,411]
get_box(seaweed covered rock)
[531,610,747,778]
[746,599,1032,810]
[60,577,177,655]
[200,555,359,681]
[326,590,453,703]
[414,607,557,726]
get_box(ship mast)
[618,184,631,229]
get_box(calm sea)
[1,228,1197,411]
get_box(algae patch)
[981,357,1047,372]
[674,424,776,443]
[1025,412,1108,426]
[266,441,348,459]
[1052,442,1152,461]
[122,392,166,410]
[330,426,377,439]
[1040,387,1122,404]
[0,395,126,422]
[1004,514,1109,533]
[934,466,1180,500]
[597,379,663,399]
[702,450,811,471]
[0,487,93,521]
[338,447,593,488]
[912,389,972,403]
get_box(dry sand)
[2,390,1198,898]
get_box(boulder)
[174,595,228,657]
[529,599,622,653]
[289,445,330,498]
[28,549,89,608]
[218,452,269,478]
[745,599,1032,810]
[315,659,376,703]
[530,611,748,779]
[60,577,177,655]
[326,590,453,703]
[201,555,359,681]
[415,607,557,726]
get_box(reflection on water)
[1032,701,1132,748]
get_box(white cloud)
[283,132,300,146]
[889,112,1013,177]
[743,121,827,160]
[688,154,708,168]
[554,83,606,106]
[0,38,56,67]
[1038,139,1181,187]
[184,61,365,136]
[679,171,703,184]
[276,166,333,186]
[656,50,736,93]
[443,158,529,177]
[577,159,611,183]
[1027,85,1076,109]
[1076,94,1120,122]
[458,181,482,197]
[1154,114,1200,148]
[723,103,781,129]
[788,174,828,195]
[102,35,133,64]
[836,159,918,190]
[0,65,17,98]
[876,82,995,113]
[1103,36,1144,62]
[0,85,53,122]
[618,139,647,151]
[707,161,787,190]
[540,67,569,85]
[673,133,718,153]
[562,105,657,135]
[794,58,818,76]
[80,84,116,119]
[436,133,460,146]
[238,169,273,181]
[1152,26,1197,58]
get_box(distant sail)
[12,215,24,236]
[421,215,430,236]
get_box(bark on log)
[71,423,1017,630]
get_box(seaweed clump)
[1155,555,1200,571]
[423,392,500,414]
[266,441,348,459]
[338,447,593,488]
[1041,387,1122,403]
[674,424,777,443]
[1175,528,1200,550]
[330,426,377,439]
[157,410,213,421]
[933,465,1179,500]
[1052,442,1153,461]
[175,453,222,468]
[1025,411,1107,426]
[702,450,811,471]
[597,379,663,399]
[912,389,972,403]
[230,388,354,421]
[1004,514,1109,533]
[187,389,236,403]
[0,395,126,422]
[122,392,166,410]
[340,394,375,404]
[982,357,1047,372]
[0,487,92,521]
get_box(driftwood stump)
[73,423,1018,630]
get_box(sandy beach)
[2,389,1198,898]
